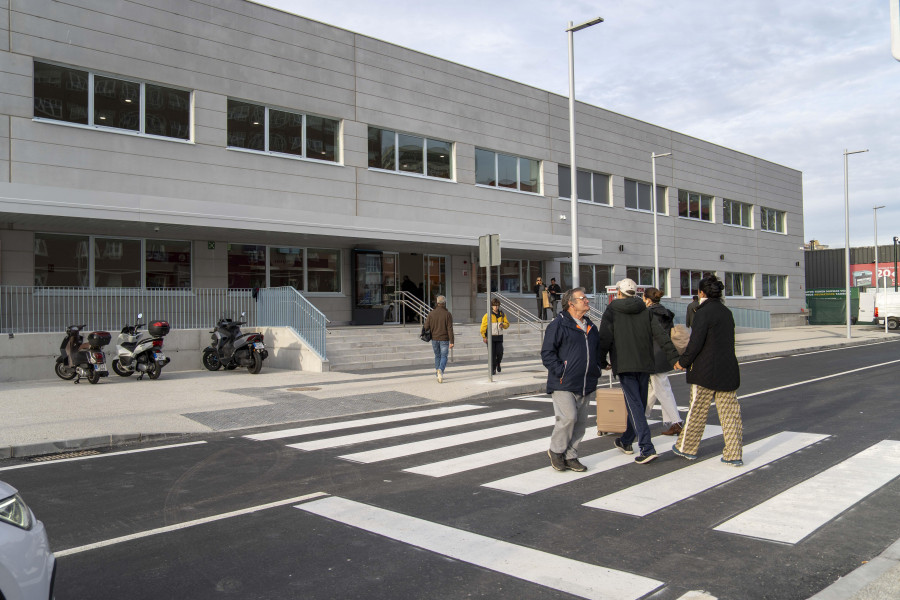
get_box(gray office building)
[0,0,806,326]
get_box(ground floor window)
[227,244,267,289]
[307,248,341,292]
[680,270,713,297]
[476,259,541,294]
[627,266,668,296]
[226,246,341,292]
[725,272,754,298]
[560,264,611,296]
[35,233,191,288]
[762,274,787,298]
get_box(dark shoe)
[614,438,634,455]
[635,452,658,464]
[721,457,744,467]
[548,449,567,471]
[672,445,698,461]
[496,364,501,373]
[662,423,683,436]
[565,457,587,472]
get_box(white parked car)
[0,480,55,600]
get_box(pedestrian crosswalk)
[245,399,900,598]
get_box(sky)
[257,0,900,250]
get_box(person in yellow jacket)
[481,298,510,375]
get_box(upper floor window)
[723,199,752,228]
[760,207,786,233]
[680,269,714,297]
[627,266,668,296]
[227,99,339,162]
[625,179,666,214]
[367,127,452,179]
[678,189,713,222]
[33,61,191,140]
[762,274,787,298]
[725,272,754,298]
[559,166,610,205]
[475,149,540,193]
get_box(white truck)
[872,290,900,330]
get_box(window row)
[367,127,452,179]
[226,99,339,162]
[226,245,341,292]
[476,259,542,295]
[475,149,540,193]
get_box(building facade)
[0,0,806,326]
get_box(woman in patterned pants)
[672,274,743,466]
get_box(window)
[227,244,267,289]
[760,207,786,233]
[559,166,610,205]
[762,274,787,298]
[560,264,611,296]
[227,99,339,162]
[307,248,341,292]
[269,247,304,290]
[627,266,668,296]
[725,272,754,298]
[678,189,714,222]
[34,61,190,140]
[624,180,666,213]
[367,127,452,179]
[475,149,540,193]
[723,199,752,228]
[680,270,714,297]
[477,259,542,294]
[35,234,189,288]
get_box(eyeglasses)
[573,296,590,302]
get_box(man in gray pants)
[540,287,604,472]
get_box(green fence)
[805,288,859,325]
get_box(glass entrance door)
[424,255,449,309]
[383,252,399,323]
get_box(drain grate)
[29,450,101,462]
[286,386,322,392]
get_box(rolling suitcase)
[596,372,627,434]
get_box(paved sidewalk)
[1,324,898,599]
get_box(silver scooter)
[112,313,171,380]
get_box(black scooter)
[202,313,268,374]
[54,325,111,384]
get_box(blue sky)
[258,0,900,249]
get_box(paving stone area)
[182,390,434,431]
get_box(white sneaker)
[437,371,443,383]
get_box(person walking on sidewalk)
[643,287,685,436]
[481,298,509,375]
[598,278,681,464]
[673,275,743,466]
[423,295,454,383]
[540,288,602,472]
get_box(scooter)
[54,325,111,384]
[202,312,268,374]
[112,313,171,380]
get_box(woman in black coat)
[673,275,744,466]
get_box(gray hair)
[561,287,585,311]
[435,295,446,305]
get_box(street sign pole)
[479,234,501,382]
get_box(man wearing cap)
[598,278,681,464]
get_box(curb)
[808,539,900,600]
[1,432,193,461]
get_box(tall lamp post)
[874,205,886,333]
[843,148,868,339]
[895,236,899,293]
[567,16,603,288]
[651,152,671,288]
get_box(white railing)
[257,287,329,360]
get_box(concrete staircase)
[324,322,547,372]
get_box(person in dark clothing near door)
[541,287,602,472]
[534,277,550,320]
[547,278,562,317]
[673,275,743,466]
[400,275,418,323]
[598,278,681,464]
[685,295,700,327]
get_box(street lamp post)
[895,236,899,293]
[651,152,671,289]
[567,16,603,288]
[843,148,868,339]
[874,205,886,333]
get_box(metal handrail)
[394,291,432,326]
[489,292,544,334]
[257,287,329,360]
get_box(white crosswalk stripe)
[287,408,535,451]
[296,495,665,600]
[583,431,829,516]
[714,439,900,544]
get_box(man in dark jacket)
[540,287,602,472]
[598,278,681,464]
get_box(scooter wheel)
[247,351,263,374]
[202,349,221,371]
[147,362,162,380]
[112,359,133,377]
[87,370,102,384]
[55,361,76,380]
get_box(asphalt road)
[2,342,899,600]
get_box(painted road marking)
[737,359,900,400]
[405,437,550,478]
[714,439,900,544]
[55,492,328,557]
[481,422,706,496]
[583,431,829,516]
[296,496,664,600]
[0,441,208,472]
[244,404,484,441]
[287,408,535,451]
[339,416,555,463]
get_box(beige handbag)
[542,290,551,308]
[670,324,691,354]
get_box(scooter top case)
[148,321,170,336]
[87,331,112,348]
